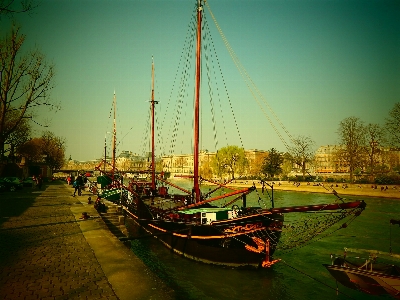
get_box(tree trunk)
[0,137,5,160]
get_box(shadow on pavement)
[0,185,46,227]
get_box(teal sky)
[2,0,399,161]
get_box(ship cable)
[202,9,244,148]
[280,260,356,299]
[277,205,364,253]
[205,1,293,150]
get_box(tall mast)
[104,133,107,173]
[151,57,157,191]
[193,0,202,203]
[112,91,116,180]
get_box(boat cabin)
[179,207,233,225]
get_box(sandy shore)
[225,181,400,199]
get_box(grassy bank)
[225,181,400,199]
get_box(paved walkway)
[0,182,175,300]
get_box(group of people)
[67,174,88,197]
[67,174,87,197]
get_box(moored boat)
[103,0,367,269]
[324,219,400,298]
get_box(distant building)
[314,145,400,177]
[161,149,268,177]
[314,145,347,173]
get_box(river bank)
[225,180,400,199]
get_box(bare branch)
[0,23,57,158]
[336,116,367,182]
[385,102,400,148]
[0,0,37,18]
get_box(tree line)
[202,103,400,184]
[335,106,400,182]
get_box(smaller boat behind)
[324,219,400,299]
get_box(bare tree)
[281,152,294,177]
[17,131,66,171]
[385,102,400,148]
[383,150,400,173]
[336,116,367,182]
[365,123,385,179]
[41,131,65,171]
[17,136,42,162]
[288,135,315,180]
[5,109,31,158]
[0,0,36,17]
[0,24,57,160]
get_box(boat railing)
[331,253,400,274]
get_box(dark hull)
[124,207,283,268]
[120,198,365,268]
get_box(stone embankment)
[99,199,129,239]
[0,182,175,300]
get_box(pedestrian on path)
[36,175,43,189]
[73,174,84,196]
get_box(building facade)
[161,149,268,178]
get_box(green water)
[128,185,400,299]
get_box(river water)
[125,180,400,299]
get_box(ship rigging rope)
[140,105,151,158]
[276,206,364,253]
[253,184,270,209]
[222,206,360,253]
[119,192,355,298]
[157,3,197,156]
[161,2,246,156]
[203,18,220,151]
[205,1,295,151]
[119,185,363,266]
[138,62,165,160]
[212,184,364,252]
[205,1,347,201]
[280,260,356,299]
[197,184,363,253]
[169,14,195,156]
[102,94,117,160]
[202,10,244,149]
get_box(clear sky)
[2,0,399,161]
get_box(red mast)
[193,0,202,203]
[150,57,157,191]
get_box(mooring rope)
[280,260,356,299]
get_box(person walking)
[73,174,84,196]
[36,175,43,189]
